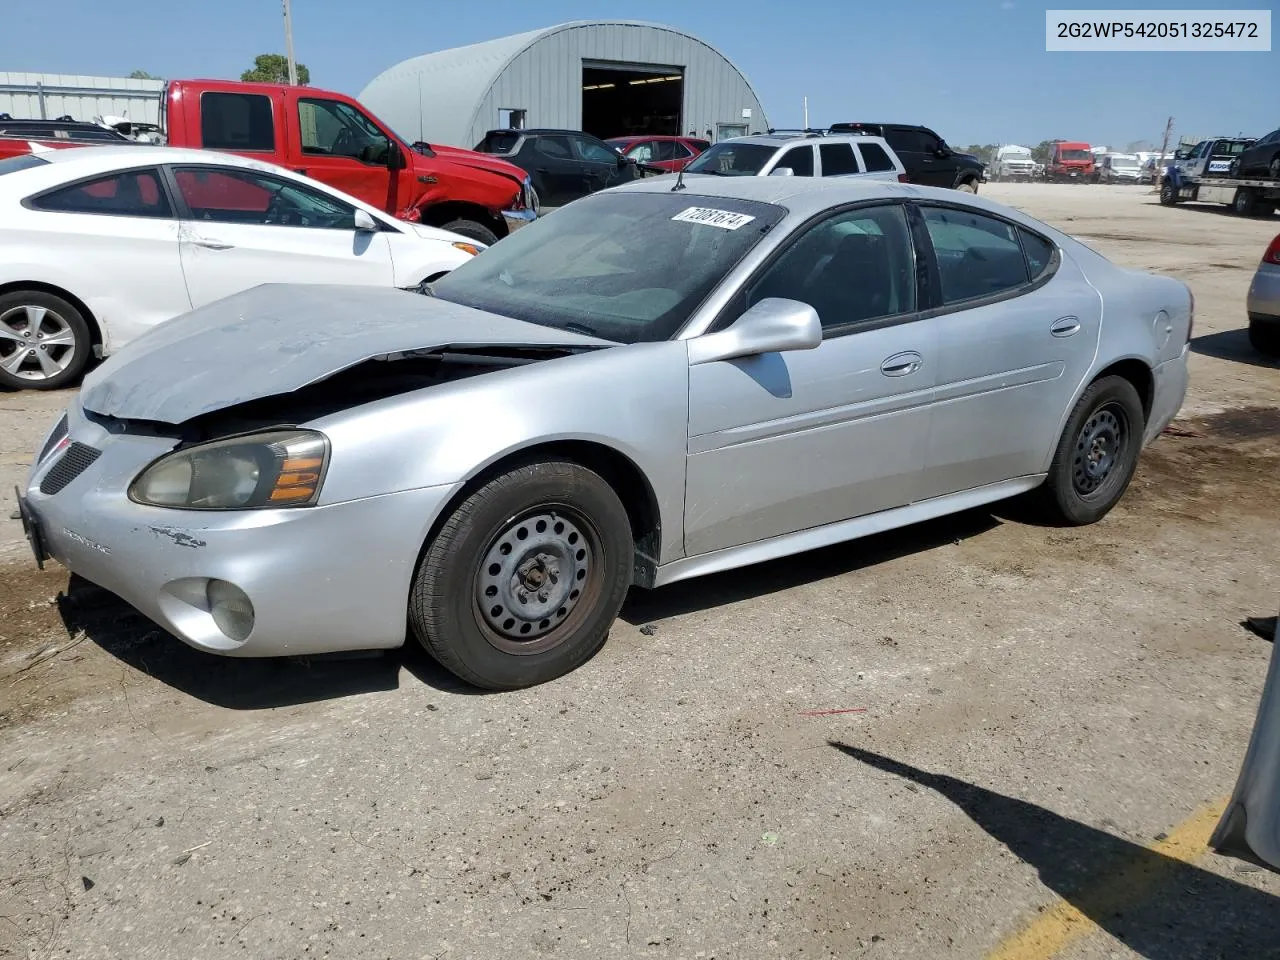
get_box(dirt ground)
[0,183,1278,960]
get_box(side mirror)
[688,298,822,365]
[353,209,379,232]
[387,141,407,170]
[768,166,794,177]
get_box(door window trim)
[22,165,177,220]
[704,199,929,340]
[909,200,1061,318]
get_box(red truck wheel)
[442,219,499,246]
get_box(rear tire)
[409,460,634,690]
[1270,156,1280,180]
[1036,376,1146,526]
[0,290,92,391]
[1233,189,1258,217]
[1250,319,1280,357]
[440,218,499,246]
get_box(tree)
[240,54,310,85]
[1031,140,1054,164]
[128,70,159,80]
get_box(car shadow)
[620,508,1000,624]
[829,742,1280,959]
[56,574,484,709]
[1191,329,1280,368]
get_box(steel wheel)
[1071,404,1128,498]
[473,506,603,655]
[0,303,78,384]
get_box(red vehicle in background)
[605,135,710,173]
[1,80,538,244]
[1046,140,1094,182]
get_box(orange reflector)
[269,485,316,502]
[275,472,319,488]
[282,457,323,472]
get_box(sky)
[4,0,1276,149]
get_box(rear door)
[523,135,579,206]
[912,203,1102,499]
[818,142,861,178]
[167,164,394,308]
[768,144,815,176]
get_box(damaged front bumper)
[20,404,460,658]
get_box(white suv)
[682,132,906,181]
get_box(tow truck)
[1158,136,1277,217]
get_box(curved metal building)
[360,20,768,149]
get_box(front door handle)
[880,351,923,377]
[1051,316,1081,337]
[190,237,234,251]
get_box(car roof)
[710,133,889,148]
[25,144,268,168]
[607,135,696,142]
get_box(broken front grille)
[39,442,102,495]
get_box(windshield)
[430,191,785,343]
[1060,149,1091,161]
[685,143,777,176]
[0,154,50,175]
[1110,154,1139,166]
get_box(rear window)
[858,142,895,172]
[200,92,274,152]
[0,154,50,176]
[478,131,521,154]
[820,143,860,176]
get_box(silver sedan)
[16,176,1192,689]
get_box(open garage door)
[582,61,683,140]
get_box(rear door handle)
[190,237,234,251]
[1051,316,1081,337]
[880,351,923,376]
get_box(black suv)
[828,123,983,191]
[474,129,659,208]
[0,118,129,143]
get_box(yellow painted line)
[986,798,1229,960]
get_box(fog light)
[207,580,254,642]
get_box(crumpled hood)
[79,284,611,424]
[421,143,528,185]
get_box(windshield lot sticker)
[671,207,756,230]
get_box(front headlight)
[452,240,483,257]
[130,430,329,510]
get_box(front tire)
[956,179,978,194]
[1037,376,1146,526]
[1233,188,1258,217]
[1159,178,1178,205]
[440,218,499,246]
[409,460,634,690]
[0,290,92,391]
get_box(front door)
[683,202,937,556]
[571,135,633,195]
[288,94,409,215]
[913,203,1102,499]
[522,135,580,207]
[168,165,394,309]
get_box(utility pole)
[803,96,809,131]
[1157,114,1172,193]
[282,0,299,86]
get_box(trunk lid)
[79,284,612,425]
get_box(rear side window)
[921,206,1030,304]
[479,131,521,153]
[776,145,813,176]
[533,136,571,159]
[31,169,171,218]
[858,142,895,172]
[819,143,859,176]
[200,92,274,152]
[1019,228,1056,278]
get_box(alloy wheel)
[0,304,78,383]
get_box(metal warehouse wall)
[360,20,769,149]
[0,72,165,123]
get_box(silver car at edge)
[15,176,1193,690]
[1246,231,1280,357]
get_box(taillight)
[1186,285,1195,343]
[1263,233,1280,265]
[897,174,909,183]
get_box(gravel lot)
[1,183,1278,960]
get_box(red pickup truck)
[0,79,537,244]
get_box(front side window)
[858,142,895,172]
[685,142,777,176]
[173,166,356,230]
[575,137,621,164]
[625,141,655,163]
[31,168,171,218]
[819,143,859,176]
[744,203,916,330]
[886,128,925,154]
[921,206,1030,304]
[200,92,274,152]
[430,192,785,344]
[776,145,814,176]
[298,98,391,164]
